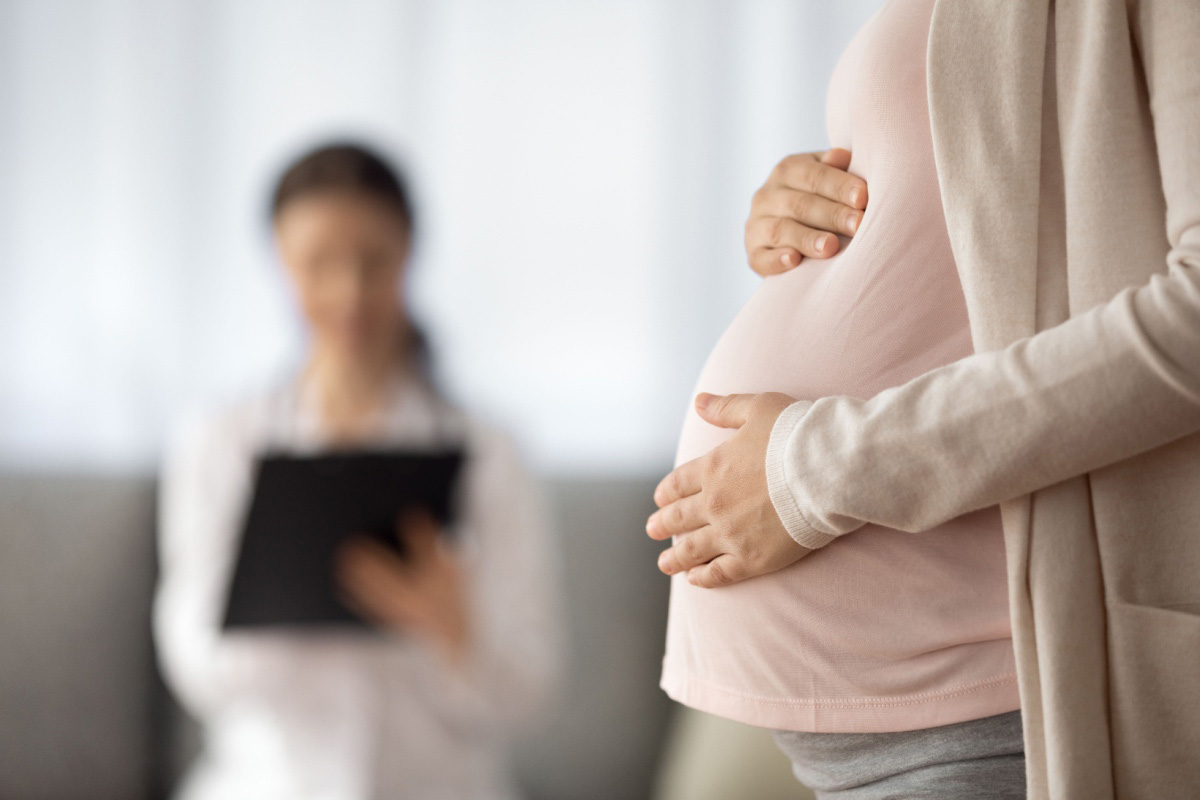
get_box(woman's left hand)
[336,511,471,666]
[647,392,814,588]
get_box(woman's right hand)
[745,148,869,276]
[335,511,472,668]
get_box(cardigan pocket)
[1104,602,1200,792]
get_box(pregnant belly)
[675,240,973,466]
[663,245,1013,711]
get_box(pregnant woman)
[648,1,1200,798]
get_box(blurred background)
[0,1,883,798]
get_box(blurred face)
[274,191,410,361]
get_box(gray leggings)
[771,710,1025,799]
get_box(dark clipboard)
[221,447,466,631]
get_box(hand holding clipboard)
[335,509,471,665]
[222,448,466,633]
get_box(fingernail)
[780,252,797,269]
[658,553,673,574]
[847,213,859,234]
[687,571,699,585]
[814,235,829,253]
[645,515,657,534]
[849,187,862,206]
[696,393,712,411]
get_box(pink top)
[659,0,1020,733]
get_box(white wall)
[0,0,883,475]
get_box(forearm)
[153,577,259,717]
[769,261,1200,543]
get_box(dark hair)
[270,142,434,384]
[271,142,415,229]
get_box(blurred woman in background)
[154,143,560,800]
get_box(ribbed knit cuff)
[765,400,838,551]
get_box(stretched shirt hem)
[661,666,1021,734]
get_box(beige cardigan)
[766,0,1200,796]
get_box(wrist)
[765,400,838,550]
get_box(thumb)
[821,147,852,169]
[695,393,755,429]
[398,509,440,561]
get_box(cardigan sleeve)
[765,0,1200,544]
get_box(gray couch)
[0,471,675,800]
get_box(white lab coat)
[154,371,561,800]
